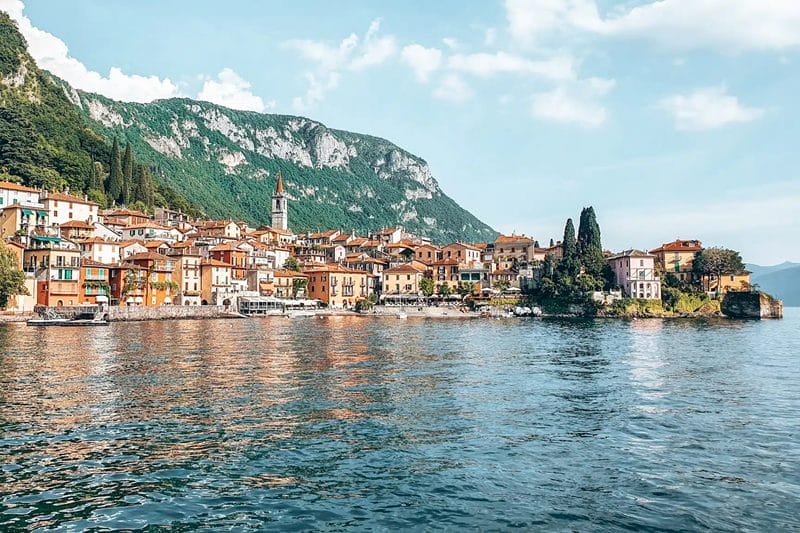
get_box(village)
[0,173,752,318]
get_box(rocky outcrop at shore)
[721,292,783,319]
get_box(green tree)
[107,138,123,203]
[457,281,476,298]
[557,217,580,278]
[692,247,746,294]
[283,257,300,272]
[88,160,103,190]
[133,163,155,207]
[0,241,28,308]
[493,280,510,291]
[121,142,133,205]
[576,206,605,277]
[420,277,435,297]
[437,283,453,297]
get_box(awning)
[21,208,33,216]
[134,296,144,303]
[37,210,48,218]
[162,297,172,304]
[31,235,61,242]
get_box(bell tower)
[271,171,288,230]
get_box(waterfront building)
[305,263,368,308]
[119,239,148,261]
[382,263,426,296]
[431,258,460,290]
[41,190,99,226]
[166,245,203,306]
[77,237,120,265]
[58,220,95,240]
[442,242,482,265]
[23,236,81,306]
[210,241,251,293]
[0,204,50,240]
[0,181,41,208]
[607,249,662,300]
[272,269,308,299]
[649,239,703,283]
[414,244,441,265]
[109,263,147,306]
[494,234,535,270]
[200,258,233,305]
[126,252,178,306]
[271,172,289,231]
[79,259,110,305]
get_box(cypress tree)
[135,164,155,207]
[107,138,123,203]
[549,238,555,248]
[577,206,605,277]
[121,142,133,205]
[88,160,102,190]
[558,217,580,278]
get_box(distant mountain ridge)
[747,262,800,306]
[0,11,497,243]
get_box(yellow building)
[649,239,703,283]
[382,263,426,295]
[305,264,368,308]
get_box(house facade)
[608,249,662,300]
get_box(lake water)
[1,311,799,531]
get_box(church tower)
[271,171,288,230]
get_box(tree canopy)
[0,242,28,308]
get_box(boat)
[27,307,109,327]
[397,312,408,319]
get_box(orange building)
[79,259,111,304]
[23,235,81,307]
[649,239,704,283]
[305,264,368,308]
[125,251,177,306]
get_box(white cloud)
[1,0,179,102]
[505,0,800,52]
[285,18,396,110]
[433,74,473,103]
[484,28,498,46]
[442,37,459,50]
[657,86,764,130]
[400,44,442,83]
[448,51,576,81]
[197,68,271,112]
[530,77,614,127]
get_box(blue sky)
[3,0,799,264]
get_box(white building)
[0,181,41,209]
[607,249,661,300]
[271,172,288,231]
[41,191,99,225]
[78,237,120,265]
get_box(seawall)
[108,305,244,322]
[721,292,783,319]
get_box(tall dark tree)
[0,241,28,308]
[106,138,123,202]
[133,163,155,207]
[88,160,103,190]
[557,218,580,278]
[576,206,605,277]
[549,238,555,248]
[121,142,133,205]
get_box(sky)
[2,0,799,265]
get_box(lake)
[1,311,799,530]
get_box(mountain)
[0,12,496,243]
[748,263,800,306]
[746,261,799,278]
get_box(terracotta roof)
[76,237,117,245]
[80,259,114,268]
[444,242,480,251]
[59,220,94,229]
[143,240,169,249]
[275,171,284,194]
[103,208,148,217]
[118,239,147,248]
[44,191,98,205]
[649,239,703,254]
[305,263,365,274]
[273,270,308,277]
[124,222,172,230]
[126,251,172,262]
[376,227,400,235]
[0,181,39,193]
[309,230,339,239]
[494,234,533,245]
[383,263,425,274]
[201,258,233,268]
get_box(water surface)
[1,311,799,530]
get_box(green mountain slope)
[71,93,496,241]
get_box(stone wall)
[721,292,783,319]
[108,305,242,322]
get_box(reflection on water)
[1,313,800,530]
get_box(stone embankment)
[108,305,245,322]
[721,292,783,319]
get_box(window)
[64,269,72,280]
[86,268,91,277]
[640,259,644,266]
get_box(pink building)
[607,249,661,300]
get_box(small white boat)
[397,312,408,319]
